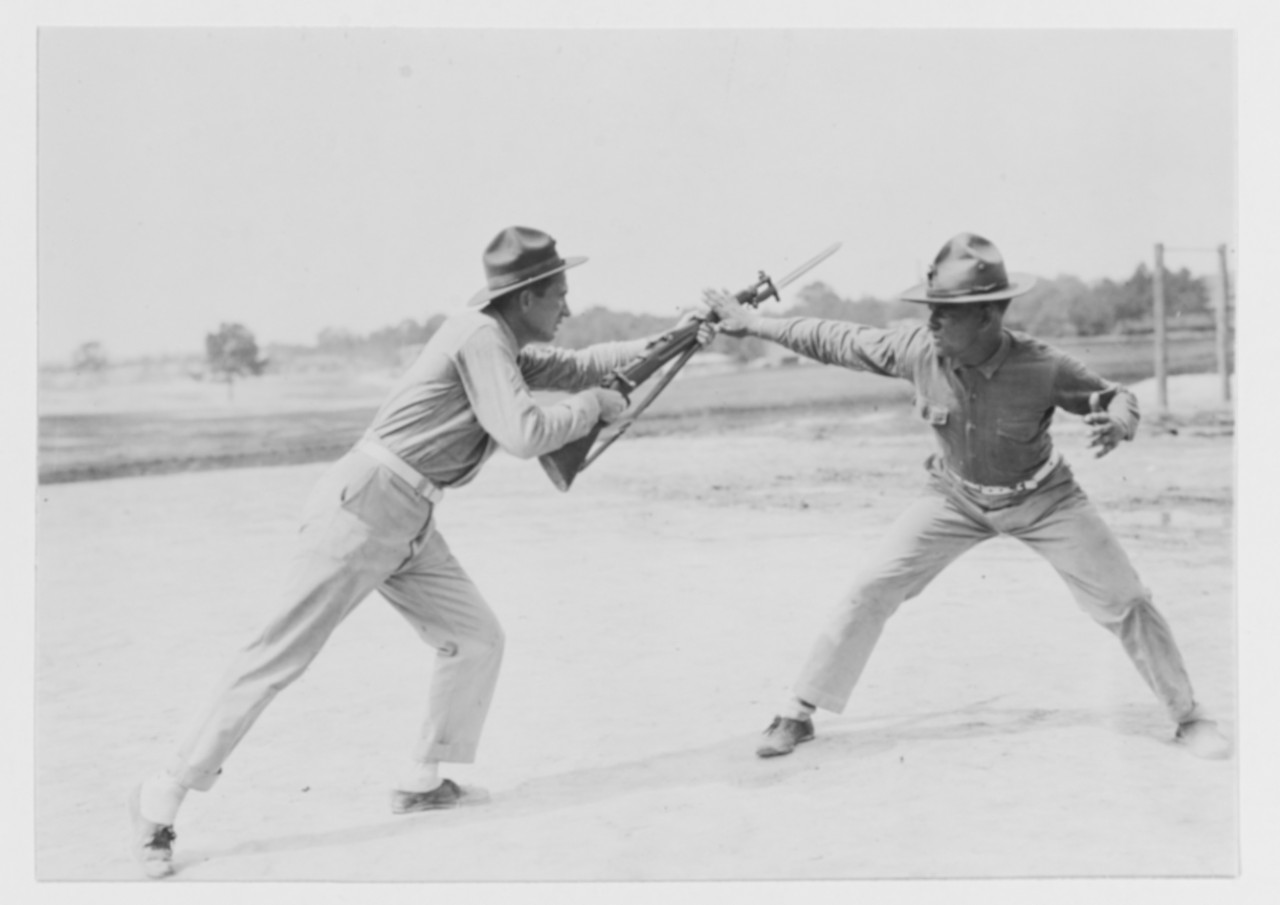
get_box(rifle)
[538,242,842,491]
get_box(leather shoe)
[391,778,489,814]
[127,783,176,879]
[1175,718,1232,760]
[756,715,815,758]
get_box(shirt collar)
[483,308,520,351]
[950,330,1012,379]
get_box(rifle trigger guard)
[609,369,638,399]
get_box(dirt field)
[33,373,1239,894]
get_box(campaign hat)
[898,233,1036,303]
[468,226,586,307]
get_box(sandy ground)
[32,374,1242,894]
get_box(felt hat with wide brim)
[468,226,587,307]
[897,232,1037,303]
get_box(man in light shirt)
[129,226,711,878]
[703,232,1229,765]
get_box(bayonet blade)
[773,242,843,291]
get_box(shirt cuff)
[1115,410,1139,441]
[1108,388,1140,440]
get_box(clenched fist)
[673,308,719,347]
[585,387,629,424]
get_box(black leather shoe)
[756,715,815,758]
[390,778,490,814]
[127,784,176,879]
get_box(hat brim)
[897,273,1038,304]
[467,256,587,308]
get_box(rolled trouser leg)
[382,526,505,765]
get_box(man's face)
[523,274,570,342]
[927,302,990,360]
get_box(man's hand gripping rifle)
[538,242,842,491]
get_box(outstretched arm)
[519,312,714,392]
[701,288,915,378]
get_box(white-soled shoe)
[127,783,177,879]
[1175,718,1232,760]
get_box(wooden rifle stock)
[539,321,703,491]
[537,241,842,491]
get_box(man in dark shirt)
[703,232,1228,761]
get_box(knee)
[1083,589,1154,633]
[483,622,507,657]
[836,584,906,624]
[442,619,505,661]
[1094,583,1152,618]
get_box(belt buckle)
[964,478,1018,496]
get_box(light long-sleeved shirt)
[368,311,648,487]
[753,317,1140,487]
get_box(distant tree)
[1005,275,1112,336]
[788,282,890,327]
[316,326,360,354]
[553,306,677,349]
[787,281,923,329]
[791,281,852,319]
[314,318,449,368]
[205,322,267,399]
[71,341,109,375]
[1164,266,1211,319]
[1104,263,1211,329]
[423,313,447,342]
[368,318,434,363]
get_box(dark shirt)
[754,318,1139,487]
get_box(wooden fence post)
[1216,243,1232,403]
[1153,243,1167,413]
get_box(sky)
[35,25,1237,363]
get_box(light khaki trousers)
[795,473,1198,724]
[169,451,503,791]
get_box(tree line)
[64,261,1223,375]
[306,260,1220,366]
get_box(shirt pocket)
[914,396,950,426]
[341,467,433,537]
[995,417,1041,442]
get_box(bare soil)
[34,374,1236,885]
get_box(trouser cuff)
[792,685,848,715]
[167,758,223,792]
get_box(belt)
[356,439,445,504]
[949,450,1062,497]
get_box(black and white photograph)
[13,2,1278,902]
